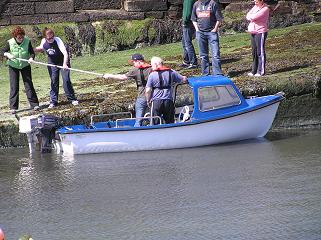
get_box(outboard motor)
[19,115,38,152]
[19,114,61,153]
[35,115,60,153]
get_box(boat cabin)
[83,75,248,129]
[175,75,248,122]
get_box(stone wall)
[0,0,319,26]
[0,0,183,26]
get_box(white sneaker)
[71,100,79,106]
[48,103,55,109]
[10,109,17,114]
[254,73,262,77]
[33,106,40,111]
[247,72,254,77]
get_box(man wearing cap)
[145,56,187,125]
[103,53,152,127]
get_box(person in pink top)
[246,0,270,77]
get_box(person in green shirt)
[1,26,39,114]
[180,0,198,69]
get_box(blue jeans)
[196,31,222,76]
[135,97,148,127]
[47,66,76,105]
[182,23,197,66]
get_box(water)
[1,130,321,240]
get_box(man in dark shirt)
[103,53,152,126]
[181,0,198,69]
[191,0,224,76]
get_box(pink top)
[246,4,270,34]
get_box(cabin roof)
[187,75,235,88]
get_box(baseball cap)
[130,53,144,61]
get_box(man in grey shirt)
[145,57,187,124]
[191,0,224,76]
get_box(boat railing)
[90,112,133,125]
[115,116,163,128]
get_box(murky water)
[1,129,321,240]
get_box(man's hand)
[182,76,188,83]
[4,52,14,59]
[62,63,68,70]
[28,58,34,64]
[145,87,152,108]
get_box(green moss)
[0,27,11,47]
[93,19,155,52]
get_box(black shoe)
[185,64,198,69]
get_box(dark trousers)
[251,32,268,75]
[182,23,197,66]
[47,66,76,105]
[9,65,39,110]
[151,99,175,124]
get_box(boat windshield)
[174,83,194,110]
[198,85,241,112]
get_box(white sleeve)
[54,37,67,54]
[39,38,46,49]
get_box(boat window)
[198,85,241,111]
[174,83,194,110]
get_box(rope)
[15,57,104,77]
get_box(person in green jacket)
[1,26,39,114]
[180,0,198,69]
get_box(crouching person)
[145,57,187,124]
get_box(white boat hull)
[58,102,280,155]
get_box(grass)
[0,22,320,121]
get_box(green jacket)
[182,0,196,25]
[7,37,30,69]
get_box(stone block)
[145,11,165,19]
[35,1,74,14]
[225,2,252,12]
[3,3,35,16]
[10,14,48,25]
[168,0,182,5]
[48,12,90,23]
[82,9,145,21]
[124,0,168,12]
[74,0,122,10]
[0,17,10,26]
[8,0,24,3]
[273,1,296,15]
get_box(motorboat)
[48,75,284,155]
